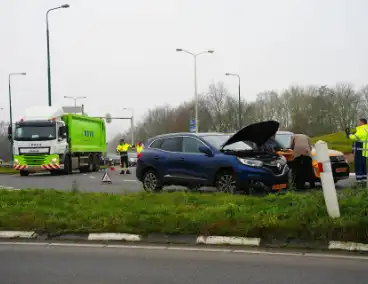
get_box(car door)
[179,136,214,183]
[159,137,184,182]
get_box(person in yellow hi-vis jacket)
[136,141,144,158]
[116,138,135,174]
[346,118,368,184]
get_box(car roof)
[148,132,228,141]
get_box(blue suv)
[136,121,290,194]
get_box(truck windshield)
[14,122,57,141]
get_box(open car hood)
[221,120,280,149]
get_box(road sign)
[101,171,112,183]
[189,119,196,132]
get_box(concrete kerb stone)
[0,231,367,252]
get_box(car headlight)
[14,159,19,164]
[51,158,58,163]
[237,157,263,167]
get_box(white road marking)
[0,242,367,260]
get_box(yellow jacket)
[349,124,368,157]
[117,143,133,152]
[136,145,144,154]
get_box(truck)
[8,106,106,176]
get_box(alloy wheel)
[217,174,236,193]
[143,172,158,192]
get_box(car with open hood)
[135,120,290,194]
[274,131,350,183]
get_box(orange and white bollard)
[315,140,340,218]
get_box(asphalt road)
[0,167,355,193]
[0,243,367,284]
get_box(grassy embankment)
[0,189,367,243]
[311,131,352,154]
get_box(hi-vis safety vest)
[136,145,143,154]
[117,143,132,153]
[349,124,368,157]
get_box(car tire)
[20,170,29,177]
[215,170,237,194]
[142,169,163,192]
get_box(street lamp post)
[225,73,241,129]
[8,72,27,161]
[46,4,70,107]
[123,108,135,145]
[176,48,214,133]
[64,96,87,108]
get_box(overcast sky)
[1,0,367,139]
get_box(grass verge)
[0,189,367,243]
[311,131,352,153]
[0,168,18,175]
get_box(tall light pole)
[64,96,87,107]
[176,48,214,133]
[9,72,26,161]
[46,4,70,107]
[123,108,135,145]
[225,73,241,129]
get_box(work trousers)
[292,155,315,190]
[120,152,129,170]
[353,142,367,181]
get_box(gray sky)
[1,0,367,139]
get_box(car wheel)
[142,169,163,192]
[215,170,237,194]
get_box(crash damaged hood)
[221,120,280,149]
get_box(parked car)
[274,131,350,183]
[136,121,290,194]
[105,152,137,167]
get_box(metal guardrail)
[0,164,12,168]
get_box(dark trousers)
[292,155,315,190]
[120,153,129,170]
[353,142,367,181]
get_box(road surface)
[0,167,355,193]
[0,243,367,284]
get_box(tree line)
[1,82,367,157]
[107,82,368,152]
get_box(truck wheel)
[20,170,29,177]
[88,156,94,172]
[63,156,72,175]
[92,154,100,172]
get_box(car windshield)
[14,122,57,141]
[201,135,253,151]
[275,133,292,149]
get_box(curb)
[0,231,367,252]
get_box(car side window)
[150,139,163,149]
[160,137,182,152]
[182,137,204,153]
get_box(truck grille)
[23,155,47,165]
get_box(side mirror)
[59,126,67,139]
[198,145,213,157]
[7,126,12,141]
